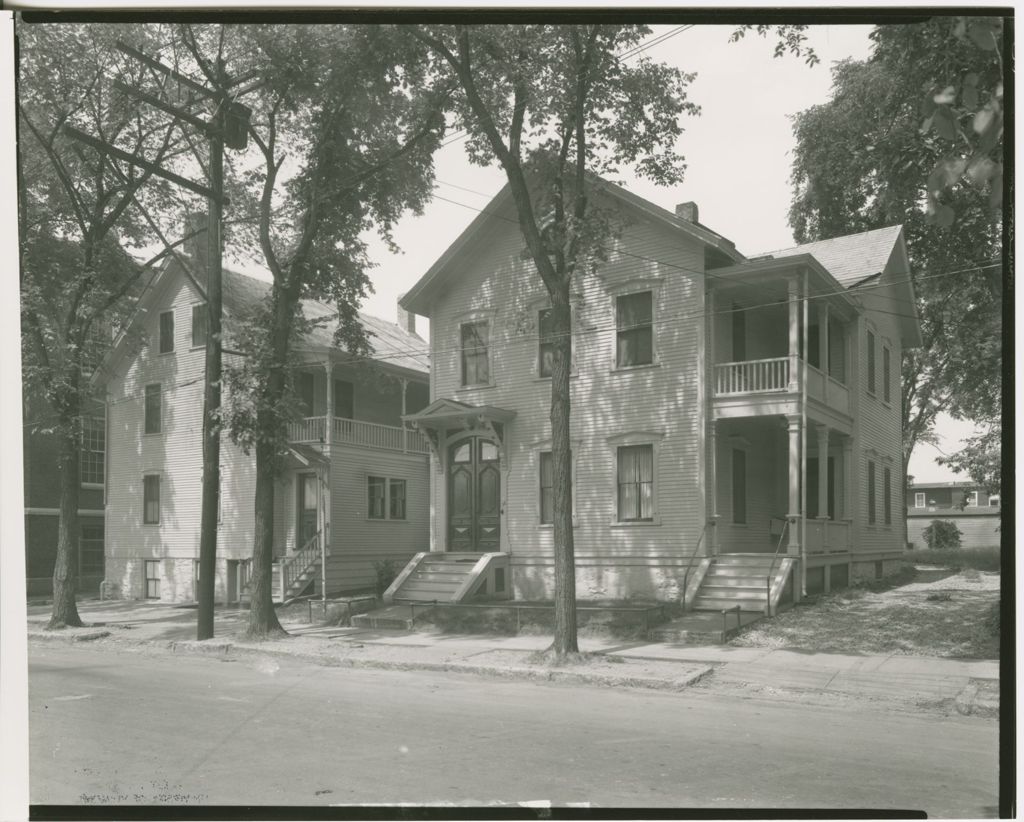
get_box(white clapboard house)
[97,233,431,604]
[388,179,919,614]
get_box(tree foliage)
[18,20,193,628]
[787,18,1003,481]
[922,519,962,550]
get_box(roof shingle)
[754,225,904,288]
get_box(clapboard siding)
[426,197,708,598]
[907,514,1001,550]
[851,251,906,558]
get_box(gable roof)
[754,226,905,288]
[400,176,746,316]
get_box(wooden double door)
[448,436,500,552]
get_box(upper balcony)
[709,272,856,427]
[288,415,429,455]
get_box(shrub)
[904,546,1000,572]
[373,559,400,599]
[922,519,963,550]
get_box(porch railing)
[714,358,789,395]
[287,416,428,454]
[805,518,853,554]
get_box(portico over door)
[448,436,501,552]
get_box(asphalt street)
[28,644,999,815]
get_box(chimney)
[675,201,699,223]
[184,212,208,274]
[396,294,417,337]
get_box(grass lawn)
[731,567,1000,659]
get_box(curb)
[27,629,111,643]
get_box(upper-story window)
[967,490,979,507]
[882,345,892,403]
[866,330,876,395]
[191,304,208,348]
[914,492,926,508]
[144,384,161,434]
[460,320,490,386]
[143,475,161,524]
[616,291,653,368]
[538,308,556,378]
[159,310,174,354]
[80,416,105,486]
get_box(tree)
[18,21,193,628]
[409,24,701,659]
[173,24,444,638]
[787,19,1003,518]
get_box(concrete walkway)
[26,599,999,717]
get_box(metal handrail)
[280,529,323,599]
[764,518,790,617]
[680,522,710,610]
[721,605,742,636]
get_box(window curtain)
[617,444,654,520]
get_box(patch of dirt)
[731,570,1000,658]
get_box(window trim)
[191,302,209,349]
[144,559,161,599]
[144,384,162,435]
[158,310,175,355]
[459,318,493,388]
[607,431,664,526]
[613,289,656,371]
[967,490,979,508]
[80,415,105,488]
[143,474,161,525]
[366,474,408,522]
[914,492,926,508]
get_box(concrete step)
[713,556,781,568]
[699,584,769,598]
[703,572,781,586]
[409,571,472,583]
[691,596,766,612]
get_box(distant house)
[388,179,921,612]
[23,397,106,598]
[96,232,431,604]
[907,481,1001,550]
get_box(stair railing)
[680,522,710,610]
[765,518,790,617]
[280,529,324,600]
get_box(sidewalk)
[26,600,999,717]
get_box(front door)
[297,472,319,549]
[448,437,501,552]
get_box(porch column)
[708,419,719,554]
[324,360,334,454]
[322,360,333,599]
[816,424,830,549]
[786,414,801,553]
[788,277,800,391]
[401,378,409,453]
[820,303,830,378]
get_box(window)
[460,320,490,385]
[731,304,746,361]
[538,308,556,378]
[967,491,979,508]
[616,291,653,368]
[882,346,892,403]
[866,330,876,395]
[368,476,386,519]
[389,479,407,520]
[144,384,161,434]
[539,451,554,525]
[333,379,354,419]
[732,448,747,524]
[191,304,208,348]
[144,560,160,599]
[617,444,654,522]
[867,460,876,524]
[883,467,892,525]
[79,523,104,577]
[989,495,1000,507]
[915,492,926,508]
[368,475,406,520]
[143,475,160,524]
[80,416,105,486]
[159,310,174,354]
[297,372,315,417]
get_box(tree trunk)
[548,286,578,657]
[48,425,83,629]
[246,435,285,638]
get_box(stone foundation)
[512,561,687,603]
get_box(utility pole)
[67,37,253,640]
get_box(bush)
[373,559,400,599]
[922,519,963,549]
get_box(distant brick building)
[906,481,1001,550]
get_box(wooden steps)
[690,554,790,613]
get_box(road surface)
[28,644,999,815]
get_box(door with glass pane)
[296,473,319,549]
[448,437,501,552]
